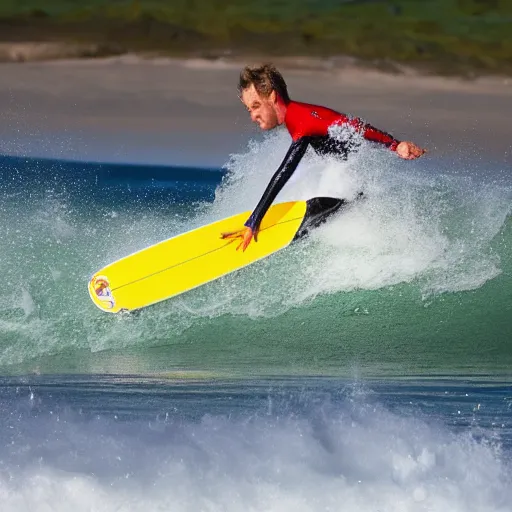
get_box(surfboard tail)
[293,193,364,241]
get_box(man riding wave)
[222,64,426,251]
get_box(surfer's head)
[238,64,289,130]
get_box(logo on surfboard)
[91,275,115,309]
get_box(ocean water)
[0,132,511,510]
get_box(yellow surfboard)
[88,197,346,313]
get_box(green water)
[0,155,511,378]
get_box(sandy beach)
[0,55,511,167]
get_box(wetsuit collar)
[276,94,288,126]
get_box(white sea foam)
[0,384,510,512]
[207,130,511,304]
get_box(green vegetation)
[0,0,511,75]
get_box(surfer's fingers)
[220,230,243,239]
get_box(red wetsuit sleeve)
[341,116,399,151]
[285,102,399,151]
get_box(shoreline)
[1,42,512,83]
[1,1,511,78]
[3,47,511,91]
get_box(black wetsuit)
[244,100,399,231]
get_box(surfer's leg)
[293,193,364,240]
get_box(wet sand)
[0,55,511,167]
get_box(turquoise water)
[0,136,510,377]
[1,137,511,510]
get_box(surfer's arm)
[244,137,310,231]
[338,115,425,159]
[338,115,400,150]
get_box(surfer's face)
[241,85,279,130]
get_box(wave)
[0,138,511,376]
[0,378,510,512]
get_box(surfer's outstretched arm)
[338,115,425,158]
[244,137,310,231]
[349,117,425,158]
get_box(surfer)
[221,63,426,251]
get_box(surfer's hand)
[220,227,258,251]
[396,141,426,160]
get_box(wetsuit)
[245,100,400,231]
